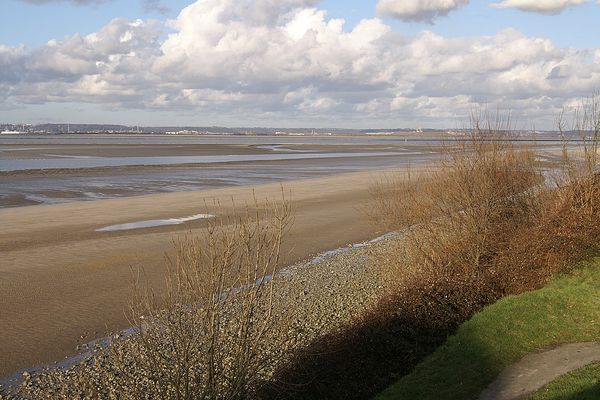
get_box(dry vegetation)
[372,110,600,332]
[4,196,303,400]
[268,106,600,400]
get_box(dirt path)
[479,342,600,400]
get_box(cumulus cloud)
[8,18,162,106]
[2,0,600,127]
[490,0,586,14]
[232,0,321,25]
[376,0,469,23]
[0,45,26,83]
[157,1,392,87]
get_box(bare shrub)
[380,136,537,270]
[268,103,600,400]
[371,104,600,331]
[498,94,600,292]
[11,195,298,400]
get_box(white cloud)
[0,45,26,83]
[490,0,586,14]
[376,0,469,23]
[2,0,600,128]
[284,86,339,112]
[159,2,391,82]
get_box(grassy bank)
[530,363,600,400]
[376,259,600,400]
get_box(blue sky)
[2,0,598,48]
[1,0,600,128]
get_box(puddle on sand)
[96,214,215,232]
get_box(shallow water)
[96,214,215,232]
[0,155,437,208]
[0,133,570,209]
[0,151,405,172]
[0,136,444,208]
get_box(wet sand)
[0,170,401,378]
[0,141,441,208]
[0,143,267,160]
[0,141,440,161]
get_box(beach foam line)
[96,214,215,232]
[255,145,313,153]
[40,154,94,159]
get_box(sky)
[0,0,599,129]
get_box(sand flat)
[0,139,438,209]
[0,170,398,378]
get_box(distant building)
[365,132,394,136]
[166,130,200,135]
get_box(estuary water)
[5,133,571,208]
[0,135,448,208]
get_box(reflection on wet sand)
[96,214,215,232]
[0,136,444,208]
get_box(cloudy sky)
[1,0,599,128]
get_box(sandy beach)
[0,137,563,379]
[0,170,395,378]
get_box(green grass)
[375,259,600,400]
[529,363,600,400]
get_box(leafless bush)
[377,127,538,272]
[558,93,600,178]
[11,195,298,400]
[371,107,600,326]
[501,93,600,291]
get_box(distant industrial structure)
[0,122,569,138]
[0,123,31,135]
[166,130,235,135]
